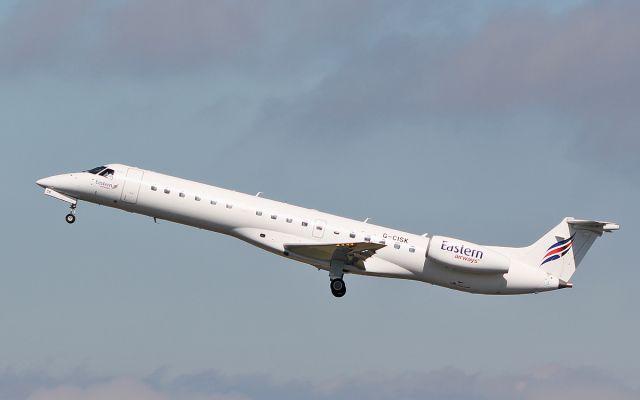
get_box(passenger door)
[121,168,144,204]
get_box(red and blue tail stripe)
[541,234,575,266]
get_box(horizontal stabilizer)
[567,218,620,233]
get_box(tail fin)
[521,218,619,281]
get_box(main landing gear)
[65,204,77,224]
[330,278,346,297]
[329,258,347,297]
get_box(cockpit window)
[99,168,115,179]
[86,166,106,174]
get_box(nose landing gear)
[65,204,77,224]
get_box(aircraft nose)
[36,176,55,188]
[36,174,73,189]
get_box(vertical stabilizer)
[517,218,619,282]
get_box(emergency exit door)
[312,219,326,238]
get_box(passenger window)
[364,236,371,242]
[302,221,308,227]
[151,186,157,191]
[256,211,263,216]
[349,233,356,239]
[271,215,277,220]
[179,192,185,198]
[164,189,170,194]
[394,243,400,249]
[334,231,340,235]
[316,226,323,231]
[286,218,292,223]
[226,204,233,209]
[409,247,416,253]
[195,196,201,201]
[210,200,217,205]
[379,240,386,245]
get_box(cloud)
[27,378,168,400]
[0,0,92,73]
[0,0,416,76]
[265,1,640,122]
[438,4,640,111]
[2,365,637,400]
[251,1,640,173]
[1,0,637,172]
[0,0,266,75]
[436,2,640,165]
[101,0,265,74]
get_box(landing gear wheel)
[65,213,76,224]
[330,278,346,297]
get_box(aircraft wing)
[284,242,386,266]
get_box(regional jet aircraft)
[36,164,618,297]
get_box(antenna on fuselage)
[256,192,263,197]
[364,217,371,223]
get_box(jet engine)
[428,236,510,274]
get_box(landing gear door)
[121,168,144,204]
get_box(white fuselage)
[36,164,564,295]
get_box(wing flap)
[284,242,385,264]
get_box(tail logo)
[541,234,575,266]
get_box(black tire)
[65,214,76,224]
[330,279,346,297]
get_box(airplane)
[36,164,619,297]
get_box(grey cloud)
[263,1,640,121]
[440,3,640,112]
[2,366,637,400]
[0,368,101,400]
[101,0,265,75]
[437,2,640,162]
[0,0,266,76]
[253,34,443,138]
[0,1,450,77]
[445,2,640,172]
[0,0,418,76]
[27,378,170,400]
[253,1,640,173]
[1,0,637,169]
[0,0,92,73]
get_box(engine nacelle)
[428,236,510,274]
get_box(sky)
[1,0,639,399]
